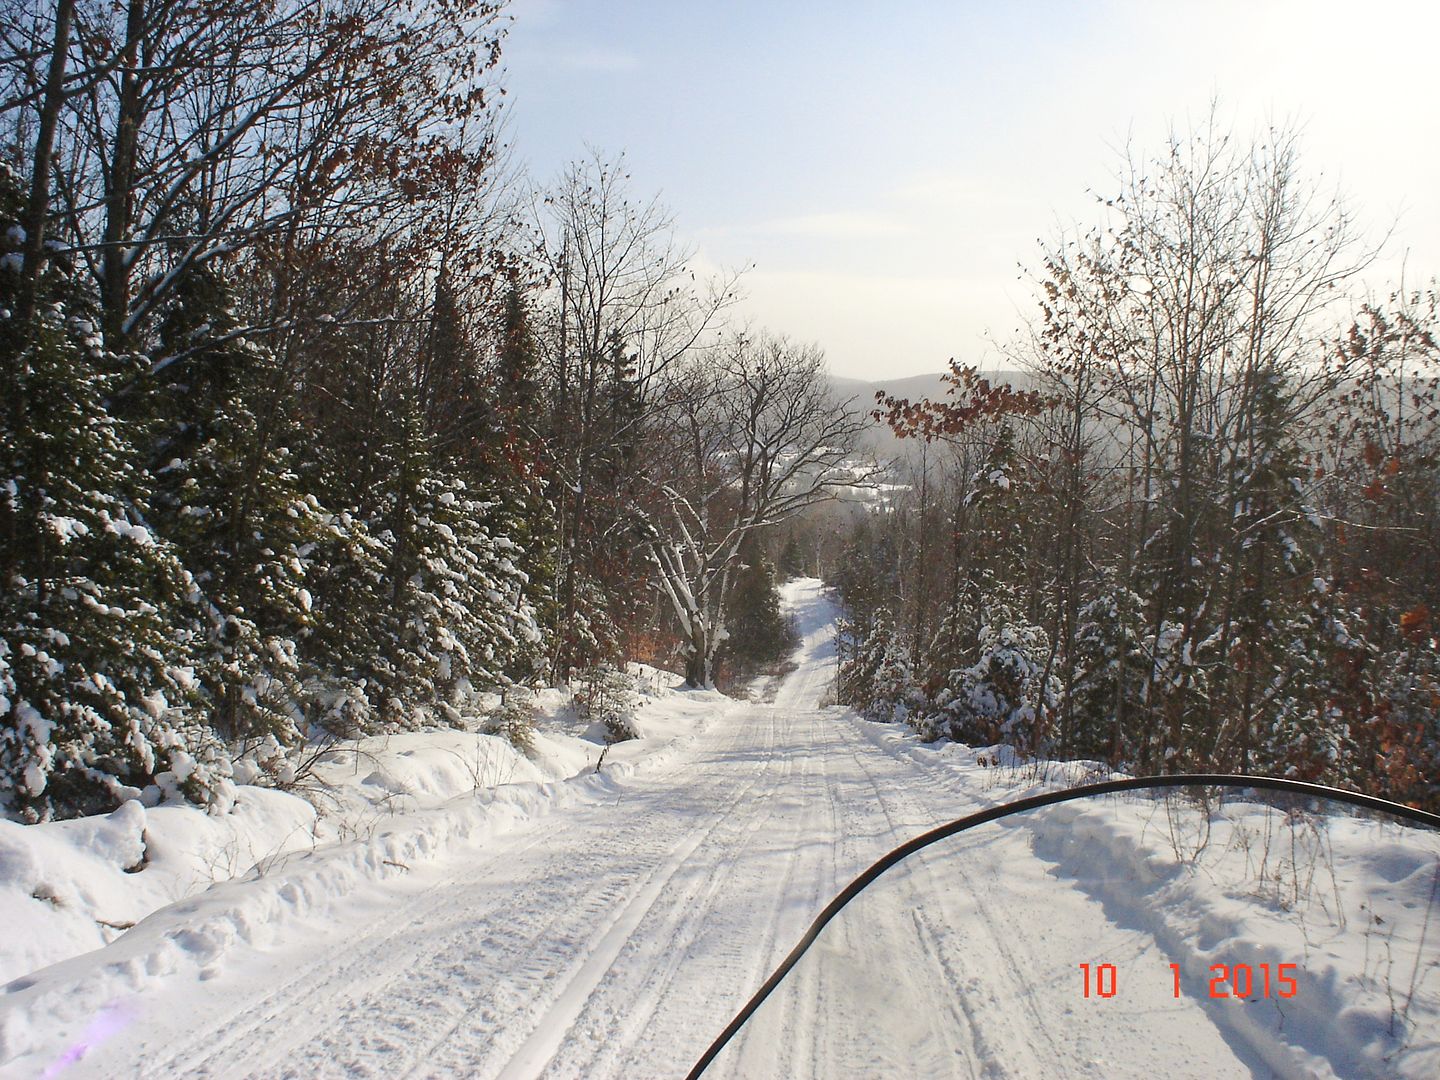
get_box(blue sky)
[499,1,1439,379]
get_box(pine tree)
[1,172,230,820]
[1070,577,1149,763]
[486,273,556,669]
[928,585,1056,752]
[407,471,544,712]
[352,408,544,728]
[145,265,324,744]
[717,550,795,678]
[497,272,543,412]
[1230,372,1328,765]
[870,632,918,727]
[777,532,806,581]
[837,608,898,718]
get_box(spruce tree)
[1,172,229,820]
[718,551,795,677]
[1070,577,1149,763]
[145,265,324,744]
[777,533,806,581]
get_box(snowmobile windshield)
[690,776,1440,1079]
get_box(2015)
[1195,962,1298,999]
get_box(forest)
[833,128,1440,810]
[1,0,1436,824]
[0,0,858,822]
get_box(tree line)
[0,0,854,821]
[835,122,1440,810]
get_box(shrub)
[485,691,538,757]
[575,665,640,743]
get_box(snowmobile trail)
[34,580,1258,1079]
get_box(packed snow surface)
[2,579,1438,1077]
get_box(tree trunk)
[684,646,708,689]
[101,0,147,349]
[17,0,75,327]
[9,0,77,605]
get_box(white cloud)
[712,267,1023,381]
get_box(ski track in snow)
[15,581,1292,1078]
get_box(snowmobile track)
[45,580,1256,1080]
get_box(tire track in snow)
[135,807,585,1076]
[581,731,803,1074]
[838,730,1057,1077]
[514,732,803,1077]
[815,722,996,1077]
[525,703,850,1078]
[429,711,798,1078]
[708,714,835,1080]
[322,717,779,1079]
[50,580,1256,1079]
[827,709,1259,1078]
[128,770,690,1076]
[706,699,988,1077]
[112,703,754,1078]
[229,695,792,1079]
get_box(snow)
[1024,796,1440,1079]
[1,582,1436,1077]
[0,680,701,992]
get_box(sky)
[498,0,1440,380]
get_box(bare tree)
[1019,115,1377,767]
[530,151,739,676]
[2,0,507,351]
[640,333,873,687]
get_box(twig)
[1401,858,1440,1028]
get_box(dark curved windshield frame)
[686,773,1440,1078]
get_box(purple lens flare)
[41,1001,133,1078]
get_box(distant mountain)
[830,369,1035,461]
[832,371,943,407]
[830,369,1032,409]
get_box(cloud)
[711,266,1021,380]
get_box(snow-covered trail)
[45,580,1258,1079]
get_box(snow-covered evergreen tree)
[928,587,1056,752]
[869,631,919,727]
[1070,577,1149,762]
[347,409,545,728]
[146,275,325,744]
[1257,598,1353,783]
[718,549,796,678]
[837,608,896,717]
[0,175,231,820]
[403,471,544,715]
[777,533,806,581]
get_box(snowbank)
[848,713,1440,1079]
[0,668,729,1072]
